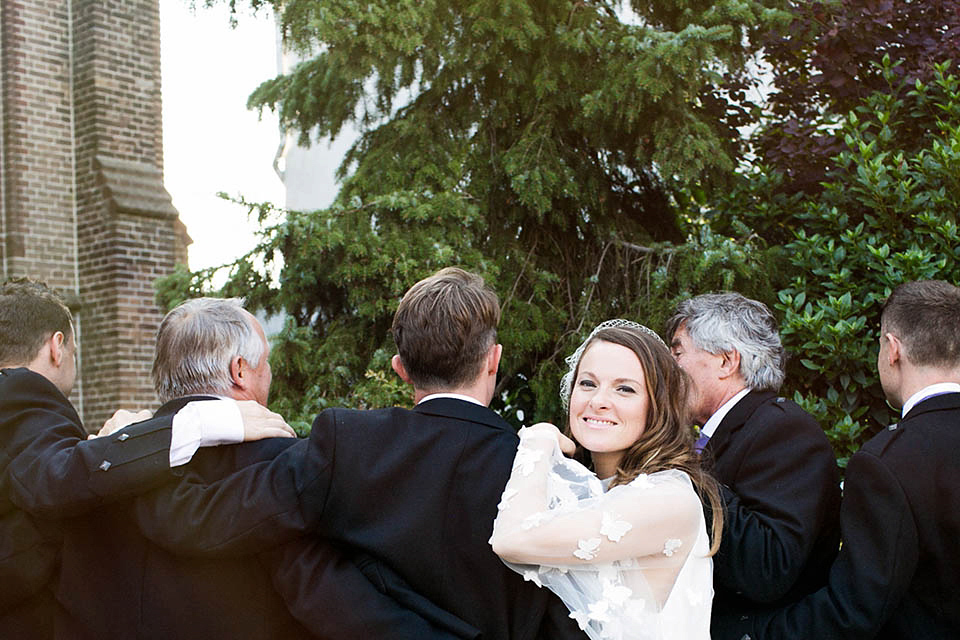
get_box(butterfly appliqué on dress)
[523,569,543,587]
[513,446,543,476]
[601,579,632,606]
[573,537,602,560]
[662,538,683,557]
[521,511,548,530]
[497,487,518,511]
[600,511,633,542]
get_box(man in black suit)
[135,267,586,639]
[0,279,292,639]
[666,293,842,639]
[59,296,458,639]
[739,280,960,639]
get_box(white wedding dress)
[490,431,713,640]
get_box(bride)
[490,320,723,640]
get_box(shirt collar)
[901,382,960,418]
[701,387,751,438]
[417,392,485,407]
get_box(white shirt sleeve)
[168,399,244,467]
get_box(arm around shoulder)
[2,368,177,517]
[135,409,340,555]
[135,437,319,555]
[748,449,917,639]
[714,403,841,601]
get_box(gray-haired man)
[666,293,841,640]
[57,297,459,639]
[0,281,291,639]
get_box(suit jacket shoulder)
[747,393,960,639]
[0,368,176,518]
[0,367,83,451]
[308,399,585,640]
[708,389,842,638]
[863,392,960,459]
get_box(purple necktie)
[694,432,710,454]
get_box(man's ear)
[884,332,902,366]
[229,355,246,389]
[718,349,741,379]
[486,343,503,376]
[48,331,67,367]
[391,354,414,385]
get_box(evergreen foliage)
[164,2,960,466]
[162,0,789,430]
[708,59,960,465]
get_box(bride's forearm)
[490,431,557,560]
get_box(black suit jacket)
[136,397,587,640]
[64,395,452,640]
[0,368,176,638]
[742,392,960,639]
[705,390,842,638]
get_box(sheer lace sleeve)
[491,429,701,566]
[490,428,713,640]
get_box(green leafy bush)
[777,60,960,465]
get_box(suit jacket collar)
[705,389,777,458]
[1,366,71,405]
[902,391,960,422]
[413,397,514,434]
[154,394,220,418]
[0,366,81,428]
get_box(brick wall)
[1,0,185,428]
[0,0,77,292]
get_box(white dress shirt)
[169,398,244,467]
[417,392,485,406]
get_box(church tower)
[1,0,188,426]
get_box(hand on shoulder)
[237,401,296,440]
[90,408,153,439]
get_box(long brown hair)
[563,326,724,554]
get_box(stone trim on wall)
[95,155,178,219]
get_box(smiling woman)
[568,339,651,479]
[489,320,725,640]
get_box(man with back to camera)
[737,280,960,639]
[57,296,460,639]
[0,279,292,639]
[134,267,588,639]
[666,293,842,639]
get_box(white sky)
[160,0,284,272]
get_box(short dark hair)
[882,280,960,368]
[391,267,500,390]
[0,278,74,367]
